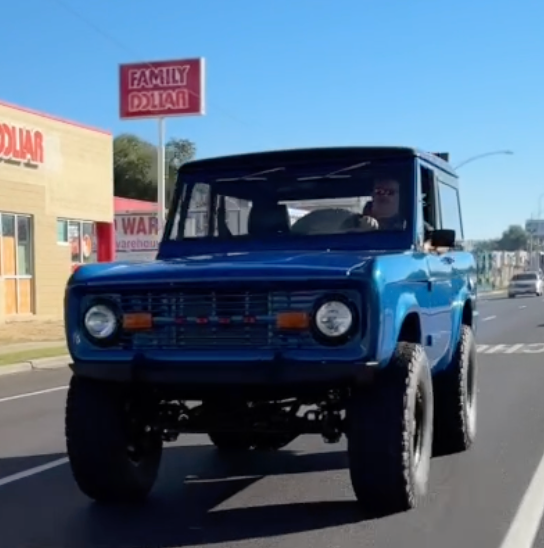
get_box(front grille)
[116,289,324,350]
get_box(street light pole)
[453,150,514,170]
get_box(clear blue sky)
[1,0,542,239]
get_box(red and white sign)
[115,213,160,261]
[0,123,44,165]
[119,58,206,119]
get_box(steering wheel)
[341,214,380,232]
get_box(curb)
[0,354,70,377]
[479,289,506,296]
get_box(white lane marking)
[484,344,510,354]
[477,343,544,355]
[504,344,525,354]
[482,315,497,322]
[498,445,544,548]
[519,305,527,309]
[0,386,68,404]
[0,457,69,488]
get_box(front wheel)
[347,342,433,515]
[65,376,162,503]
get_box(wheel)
[65,375,163,503]
[432,325,477,456]
[347,342,433,515]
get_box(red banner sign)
[0,123,44,165]
[119,58,205,119]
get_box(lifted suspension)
[147,392,348,443]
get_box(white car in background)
[507,271,543,298]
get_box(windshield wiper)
[297,161,372,181]
[215,167,286,182]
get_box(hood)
[71,250,382,286]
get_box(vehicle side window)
[437,180,464,243]
[419,165,438,238]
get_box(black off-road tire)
[432,325,478,456]
[347,342,433,515]
[65,375,163,503]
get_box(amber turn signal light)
[276,311,310,330]
[122,312,152,331]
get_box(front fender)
[377,290,420,367]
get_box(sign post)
[119,57,206,234]
[157,117,166,231]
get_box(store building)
[0,99,113,322]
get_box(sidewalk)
[0,341,66,356]
[0,340,69,377]
[480,288,506,296]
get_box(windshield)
[165,158,414,246]
[513,272,538,281]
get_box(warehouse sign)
[0,123,44,166]
[115,213,159,262]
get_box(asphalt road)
[2,293,544,548]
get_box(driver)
[343,178,405,232]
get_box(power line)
[48,0,256,129]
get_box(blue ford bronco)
[64,146,478,514]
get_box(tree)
[165,138,197,201]
[114,134,196,202]
[113,134,155,200]
[472,239,498,253]
[496,225,528,251]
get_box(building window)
[68,221,81,262]
[17,216,32,276]
[57,219,68,243]
[62,219,96,264]
[1,214,16,275]
[0,212,34,315]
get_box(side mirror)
[430,229,456,248]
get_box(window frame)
[0,211,35,315]
[61,219,96,264]
[57,218,69,245]
[0,212,34,279]
[436,177,464,242]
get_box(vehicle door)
[435,175,466,357]
[419,165,453,365]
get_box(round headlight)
[315,301,353,338]
[84,304,117,339]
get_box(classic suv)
[64,147,478,515]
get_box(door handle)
[441,256,455,265]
